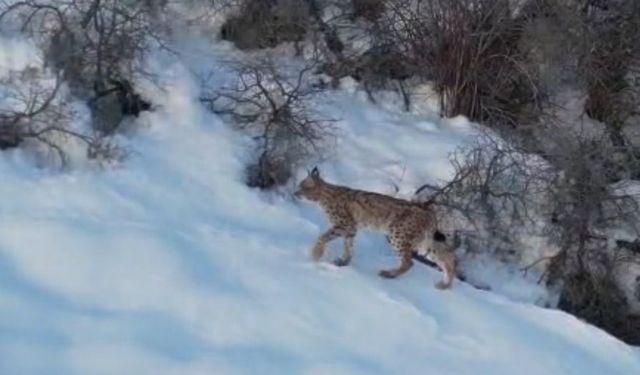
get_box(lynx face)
[294,168,322,201]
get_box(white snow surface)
[1,29,640,375]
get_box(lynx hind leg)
[427,242,456,289]
[379,248,414,278]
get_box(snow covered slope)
[1,37,640,375]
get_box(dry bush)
[351,0,385,21]
[417,124,640,343]
[516,0,584,91]
[307,0,345,58]
[0,67,125,166]
[350,43,415,109]
[319,0,545,121]
[520,0,640,144]
[580,0,640,144]
[0,0,161,133]
[415,0,543,127]
[540,126,639,257]
[309,0,417,109]
[220,0,311,51]
[531,123,640,344]
[409,3,640,339]
[557,249,640,346]
[415,131,551,261]
[87,79,151,134]
[201,56,334,189]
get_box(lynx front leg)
[379,248,414,278]
[311,227,341,261]
[333,230,356,267]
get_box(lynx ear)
[310,166,320,178]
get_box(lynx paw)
[378,270,397,279]
[435,280,452,290]
[332,257,350,267]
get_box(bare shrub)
[0,67,125,166]
[539,129,640,337]
[308,0,418,109]
[579,1,640,144]
[88,79,152,134]
[557,250,640,345]
[306,0,345,59]
[420,0,543,127]
[351,0,385,21]
[520,0,640,143]
[318,0,545,122]
[417,123,640,343]
[527,121,640,344]
[415,130,551,262]
[220,0,311,51]
[0,0,161,133]
[201,56,334,189]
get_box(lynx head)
[295,167,324,201]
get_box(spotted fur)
[295,168,456,289]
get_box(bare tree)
[201,55,334,188]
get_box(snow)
[1,18,640,375]
[0,36,40,75]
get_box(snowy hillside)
[1,20,640,375]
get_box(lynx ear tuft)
[310,166,320,178]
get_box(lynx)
[295,167,456,289]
